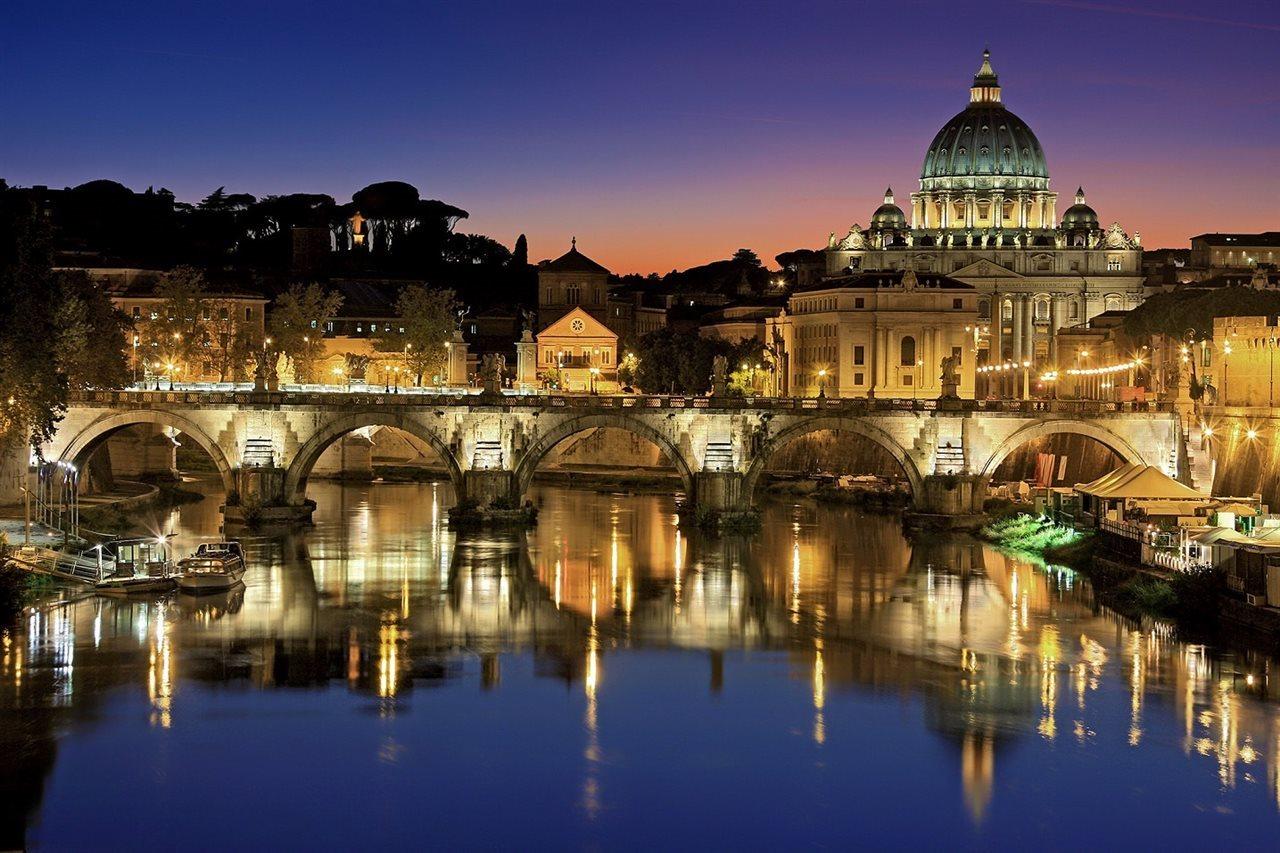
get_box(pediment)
[949,260,1023,280]
[538,306,617,340]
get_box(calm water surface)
[5,480,1280,849]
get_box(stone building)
[535,307,619,393]
[823,50,1146,367]
[537,239,666,346]
[766,269,979,399]
[1190,233,1280,270]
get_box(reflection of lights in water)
[1038,625,1059,741]
[582,626,602,820]
[812,640,826,746]
[147,603,173,728]
[1129,630,1144,746]
[961,733,995,824]
[378,619,399,700]
[673,524,683,611]
[554,559,562,608]
[790,539,801,622]
[93,601,102,649]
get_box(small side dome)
[871,187,907,229]
[1060,186,1098,229]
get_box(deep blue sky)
[4,0,1278,271]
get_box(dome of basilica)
[919,50,1049,189]
[870,188,907,229]
[1060,187,1099,229]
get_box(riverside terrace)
[13,389,1185,525]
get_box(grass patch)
[981,513,1082,552]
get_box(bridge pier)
[224,466,315,527]
[695,471,745,512]
[463,469,518,506]
[904,473,989,531]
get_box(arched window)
[900,336,916,366]
[978,299,991,319]
[1034,298,1050,321]
[1104,294,1123,312]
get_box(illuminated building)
[823,50,1146,368]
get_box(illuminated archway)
[283,411,464,506]
[742,415,924,504]
[514,414,695,498]
[57,410,235,495]
[978,419,1147,481]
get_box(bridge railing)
[69,389,1175,415]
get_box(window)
[903,374,913,386]
[1002,300,1013,321]
[1104,295,1123,312]
[566,284,580,304]
[1107,258,1122,271]
[854,297,865,309]
[219,308,229,321]
[953,298,963,309]
[132,306,141,319]
[545,287,553,303]
[1069,302,1080,320]
[854,372,864,385]
[978,299,990,319]
[245,308,253,321]
[900,336,916,366]
[1069,261,1080,272]
[325,321,334,332]
[1202,347,1211,368]
[602,348,612,365]
[952,346,962,364]
[853,345,865,366]
[1035,299,1049,321]
[310,319,318,328]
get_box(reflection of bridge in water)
[6,517,1280,836]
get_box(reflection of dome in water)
[919,50,1049,190]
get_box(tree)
[374,285,460,385]
[269,283,343,383]
[0,202,129,454]
[511,233,529,268]
[1123,285,1280,342]
[208,299,257,382]
[53,270,130,390]
[632,328,755,395]
[136,266,211,382]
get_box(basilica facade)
[818,50,1145,371]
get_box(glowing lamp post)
[589,366,600,395]
[817,368,827,398]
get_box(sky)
[3,0,1278,273]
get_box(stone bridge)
[21,390,1185,522]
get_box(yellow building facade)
[767,269,979,398]
[536,307,619,393]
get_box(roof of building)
[1075,464,1206,500]
[799,270,974,292]
[1191,232,1280,247]
[540,239,610,274]
[920,50,1048,185]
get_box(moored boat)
[94,536,178,596]
[177,541,247,594]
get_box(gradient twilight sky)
[3,1,1278,273]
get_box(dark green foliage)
[1112,576,1178,617]
[633,329,763,394]
[1123,285,1280,341]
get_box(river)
[4,480,1280,848]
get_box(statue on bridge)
[710,354,729,397]
[480,352,506,395]
[938,353,961,400]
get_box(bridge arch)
[742,415,925,504]
[514,413,696,498]
[57,410,236,495]
[282,411,464,506]
[978,419,1148,481]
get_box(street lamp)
[817,368,827,398]
[589,365,600,395]
[1223,339,1233,405]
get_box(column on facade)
[1022,297,1035,363]
[921,194,934,229]
[1010,294,1023,365]
[910,197,921,230]
[881,328,892,391]
[938,193,950,230]
[964,193,976,229]
[990,290,1003,363]
[1016,193,1027,229]
[991,192,1004,230]
[1048,295,1062,362]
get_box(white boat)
[177,541,247,594]
[95,537,178,596]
